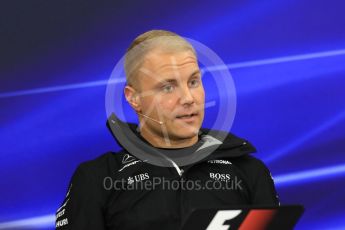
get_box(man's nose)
[179,86,194,105]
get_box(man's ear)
[124,85,141,112]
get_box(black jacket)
[56,119,279,230]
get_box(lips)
[175,112,198,119]
[176,113,198,122]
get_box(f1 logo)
[206,210,242,230]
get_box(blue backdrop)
[1,0,345,229]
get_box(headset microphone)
[137,112,164,125]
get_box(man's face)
[135,49,205,142]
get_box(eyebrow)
[153,70,201,87]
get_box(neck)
[139,125,199,149]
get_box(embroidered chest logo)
[207,159,232,165]
[118,154,147,172]
[209,172,231,182]
[122,154,136,164]
[127,173,150,184]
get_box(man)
[56,30,279,230]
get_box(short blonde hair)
[124,30,196,87]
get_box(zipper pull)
[178,169,184,177]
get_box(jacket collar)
[106,113,256,166]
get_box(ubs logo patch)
[127,173,150,184]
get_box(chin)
[173,127,200,139]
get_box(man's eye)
[189,79,200,88]
[162,85,174,93]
